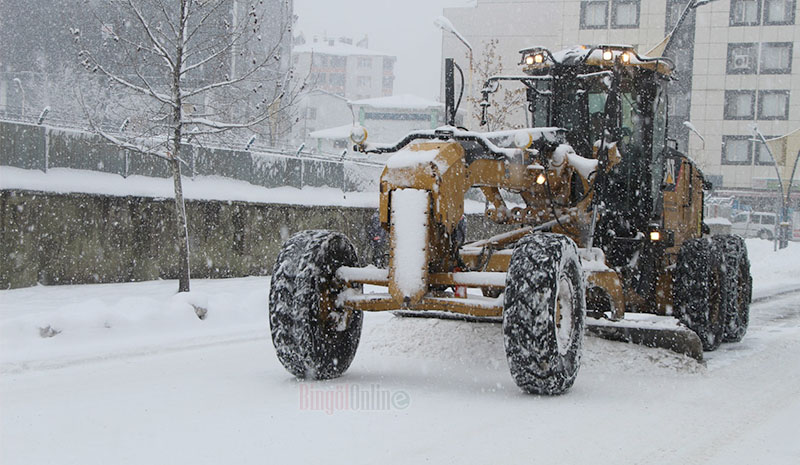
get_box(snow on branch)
[181,35,286,99]
[78,51,174,106]
[124,0,176,72]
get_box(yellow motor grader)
[269,45,751,395]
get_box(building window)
[382,75,394,88]
[758,90,790,119]
[755,136,779,164]
[760,42,793,73]
[730,0,761,26]
[612,0,640,28]
[581,1,609,29]
[383,58,395,72]
[722,136,753,165]
[330,56,346,67]
[357,76,371,88]
[310,72,325,85]
[358,57,372,68]
[306,107,317,119]
[724,90,756,119]
[764,0,796,24]
[726,43,759,74]
[328,73,345,86]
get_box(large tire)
[269,230,363,380]
[674,238,730,351]
[503,233,586,395]
[713,235,751,342]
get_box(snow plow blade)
[586,314,704,361]
[392,311,704,361]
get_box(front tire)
[269,230,363,380]
[503,233,586,395]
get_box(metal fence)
[0,119,383,192]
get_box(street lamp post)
[12,78,24,118]
[434,16,473,110]
[753,127,790,249]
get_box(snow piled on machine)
[385,148,443,170]
[390,189,430,299]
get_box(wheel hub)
[555,274,575,355]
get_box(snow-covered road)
[1,240,799,464]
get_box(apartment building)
[293,36,396,100]
[292,36,398,144]
[442,0,800,192]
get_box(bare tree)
[75,0,296,292]
[467,38,526,131]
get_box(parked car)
[730,211,778,240]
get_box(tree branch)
[124,0,176,72]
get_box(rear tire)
[269,230,363,380]
[674,238,729,351]
[503,233,585,395]
[713,235,751,342]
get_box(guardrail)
[0,118,383,192]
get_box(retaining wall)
[0,190,510,289]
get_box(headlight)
[621,52,630,63]
[525,55,535,65]
[350,126,368,145]
[650,231,661,241]
[602,49,613,61]
[536,173,547,185]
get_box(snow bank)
[1,236,796,371]
[747,238,800,299]
[0,166,492,214]
[0,167,378,208]
[0,278,269,369]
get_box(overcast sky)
[294,0,472,100]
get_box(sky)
[294,0,473,101]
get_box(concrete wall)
[0,190,511,289]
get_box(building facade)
[0,0,293,128]
[293,36,396,101]
[442,0,800,192]
[292,89,352,146]
[291,36,398,146]
[308,94,450,156]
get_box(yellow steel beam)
[342,293,503,317]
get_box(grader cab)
[268,45,752,395]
